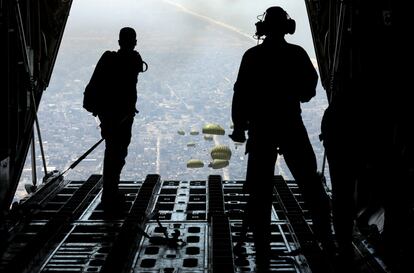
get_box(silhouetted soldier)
[229,7,332,270]
[84,27,147,208]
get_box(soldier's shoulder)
[243,45,262,58]
[103,50,117,56]
[286,43,307,55]
[133,50,143,60]
[100,50,117,61]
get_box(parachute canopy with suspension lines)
[202,123,225,135]
[186,159,204,168]
[189,129,199,135]
[208,159,229,169]
[210,145,232,160]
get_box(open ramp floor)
[0,175,388,273]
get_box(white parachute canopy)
[186,159,204,168]
[210,145,232,160]
[202,123,225,135]
[208,159,229,169]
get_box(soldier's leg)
[325,142,356,257]
[111,117,133,178]
[101,116,133,203]
[282,127,333,247]
[100,115,119,202]
[102,138,119,195]
[245,142,278,268]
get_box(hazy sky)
[67,0,316,59]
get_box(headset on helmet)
[255,7,296,39]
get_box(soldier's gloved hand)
[229,129,246,143]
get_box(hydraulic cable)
[30,91,48,179]
[321,1,348,175]
[57,114,133,179]
[15,0,49,183]
[30,131,37,187]
[59,138,104,177]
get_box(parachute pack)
[83,51,116,116]
[83,50,147,116]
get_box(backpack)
[83,51,147,116]
[83,80,100,116]
[83,51,116,116]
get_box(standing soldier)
[229,7,333,270]
[84,27,147,209]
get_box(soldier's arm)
[297,47,318,103]
[230,52,251,142]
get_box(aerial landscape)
[16,0,329,201]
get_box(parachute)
[190,129,199,135]
[208,159,229,169]
[210,145,232,160]
[177,130,185,135]
[186,159,204,168]
[202,123,225,135]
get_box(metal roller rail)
[0,174,389,273]
[1,175,102,273]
